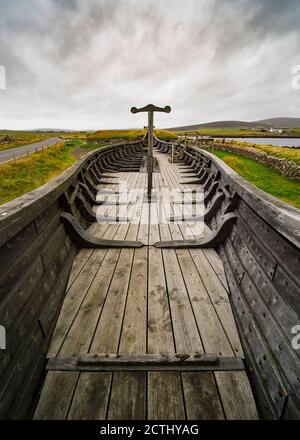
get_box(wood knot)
[175,353,190,361]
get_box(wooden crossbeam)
[60,212,144,249]
[154,212,237,249]
[46,354,245,372]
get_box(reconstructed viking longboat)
[0,115,299,420]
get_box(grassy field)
[220,139,300,165]
[0,130,55,151]
[0,141,80,205]
[212,149,300,209]
[0,137,136,204]
[88,129,178,142]
[174,128,300,138]
[0,130,178,205]
[4,128,298,209]
[0,128,175,153]
[0,130,88,151]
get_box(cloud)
[0,0,299,129]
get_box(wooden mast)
[131,104,171,200]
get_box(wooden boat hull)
[0,139,299,419]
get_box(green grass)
[155,130,178,141]
[174,128,300,138]
[0,130,89,151]
[211,149,300,209]
[0,142,79,205]
[60,132,89,142]
[0,129,177,205]
[0,128,176,152]
[88,129,178,142]
[80,143,107,150]
[0,130,54,151]
[220,139,300,165]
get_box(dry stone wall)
[202,142,300,181]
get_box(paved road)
[0,137,62,164]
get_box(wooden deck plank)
[33,371,79,420]
[176,248,235,356]
[148,178,175,354]
[148,175,160,245]
[138,198,150,245]
[148,246,175,354]
[145,188,180,419]
[160,154,204,240]
[94,171,138,234]
[182,372,225,420]
[108,372,146,420]
[168,157,229,288]
[163,157,243,357]
[66,249,94,289]
[89,178,145,354]
[190,248,244,356]
[106,176,148,420]
[148,372,186,420]
[202,246,229,290]
[93,171,139,239]
[58,248,121,357]
[215,371,259,420]
[119,247,148,355]
[161,247,204,354]
[68,372,112,420]
[47,249,109,357]
[157,175,204,354]
[57,218,130,357]
[89,248,135,354]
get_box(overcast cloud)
[0,0,299,130]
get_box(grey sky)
[0,0,299,130]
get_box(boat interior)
[0,136,299,420]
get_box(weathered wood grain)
[68,372,112,420]
[182,372,225,420]
[108,372,146,420]
[148,372,186,420]
[33,371,79,420]
[215,371,259,420]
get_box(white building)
[269,128,283,134]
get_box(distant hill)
[252,118,300,128]
[167,117,300,131]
